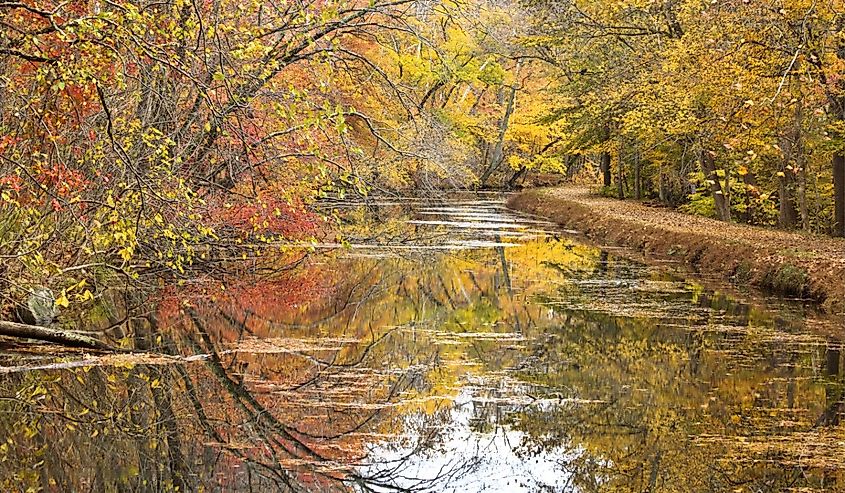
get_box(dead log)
[0,320,118,351]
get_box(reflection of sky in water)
[339,201,571,490]
[2,196,843,492]
[359,389,576,492]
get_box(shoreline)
[507,187,845,314]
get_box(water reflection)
[0,197,843,491]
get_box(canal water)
[0,196,842,492]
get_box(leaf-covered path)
[509,187,845,313]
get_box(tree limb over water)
[0,320,118,351]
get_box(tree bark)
[793,93,810,231]
[617,138,625,200]
[834,154,845,237]
[798,163,810,231]
[0,320,117,351]
[633,147,641,200]
[777,135,798,229]
[778,101,804,229]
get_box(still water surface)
[1,196,843,492]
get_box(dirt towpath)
[508,187,845,314]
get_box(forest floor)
[508,187,845,314]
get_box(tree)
[517,0,845,233]
[0,0,444,321]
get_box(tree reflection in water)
[0,199,843,491]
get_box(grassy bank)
[508,187,845,314]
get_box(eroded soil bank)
[508,187,845,314]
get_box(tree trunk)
[778,101,804,229]
[829,21,845,236]
[633,148,642,200]
[418,80,445,111]
[506,166,528,189]
[480,62,521,186]
[700,149,731,222]
[0,320,118,351]
[778,175,798,229]
[742,170,758,224]
[834,154,845,237]
[793,96,810,231]
[600,151,611,187]
[617,138,625,199]
[798,163,810,231]
[777,131,798,229]
[567,155,584,180]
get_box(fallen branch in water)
[0,320,120,351]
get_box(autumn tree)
[0,0,446,323]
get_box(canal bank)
[508,187,845,314]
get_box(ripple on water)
[2,195,843,492]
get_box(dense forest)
[527,0,845,234]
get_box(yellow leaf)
[119,247,133,262]
[55,292,70,308]
[75,290,94,302]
